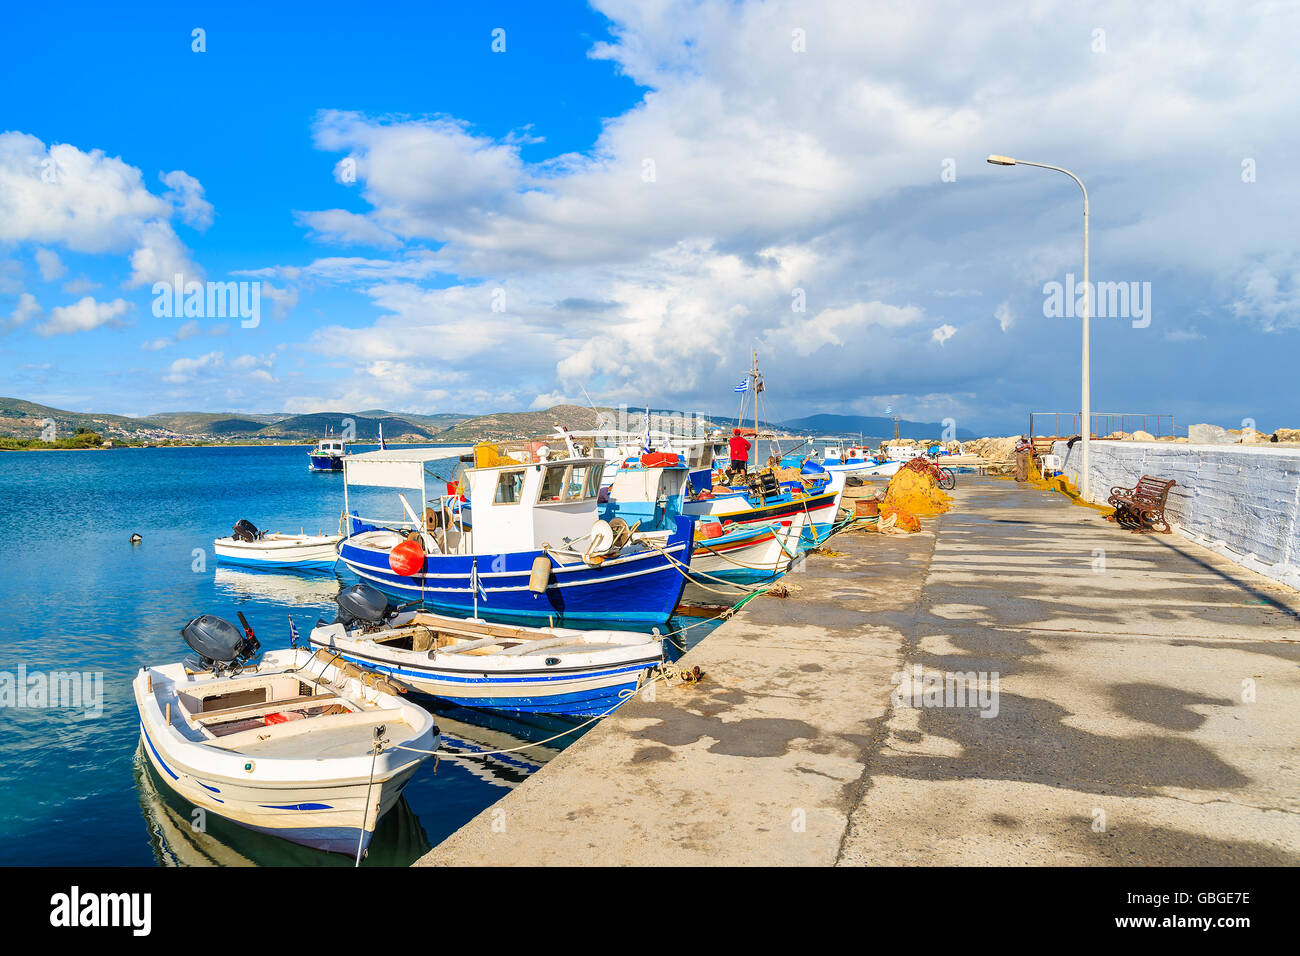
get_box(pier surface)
[417,478,1300,866]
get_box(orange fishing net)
[881,467,952,517]
[879,505,922,532]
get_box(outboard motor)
[231,519,260,542]
[181,613,261,675]
[334,583,391,629]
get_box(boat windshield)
[537,463,602,503]
[494,468,526,504]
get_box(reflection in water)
[212,566,345,607]
[133,745,431,867]
[429,704,567,788]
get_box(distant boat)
[213,519,339,572]
[308,435,349,472]
[309,584,663,717]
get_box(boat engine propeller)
[181,612,261,675]
[334,583,394,631]
[231,519,260,542]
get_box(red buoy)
[389,539,424,576]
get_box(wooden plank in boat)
[192,692,340,724]
[411,613,550,642]
[674,603,729,618]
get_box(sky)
[1,0,1297,436]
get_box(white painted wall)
[1051,439,1300,589]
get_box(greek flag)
[288,615,300,647]
[734,378,750,393]
[471,559,489,602]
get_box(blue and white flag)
[378,421,387,450]
[288,615,300,647]
[734,378,750,393]
[471,560,489,602]
[885,404,892,415]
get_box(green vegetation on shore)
[1,427,105,450]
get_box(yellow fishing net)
[473,442,522,468]
[882,467,952,517]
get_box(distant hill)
[436,405,609,442]
[256,413,437,443]
[140,411,286,435]
[0,397,164,441]
[357,410,471,431]
[781,413,977,440]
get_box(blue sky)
[1,0,1297,435]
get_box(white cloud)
[163,351,224,383]
[294,208,400,248]
[0,132,205,287]
[36,296,131,337]
[4,292,40,331]
[34,248,66,281]
[931,324,957,346]
[160,170,214,231]
[995,300,1014,333]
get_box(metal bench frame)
[1107,475,1177,533]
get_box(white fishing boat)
[135,613,437,858]
[213,519,340,571]
[309,584,663,716]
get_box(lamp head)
[987,154,1017,166]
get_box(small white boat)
[309,584,663,716]
[214,519,340,571]
[135,614,437,858]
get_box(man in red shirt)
[728,428,751,479]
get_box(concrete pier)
[417,478,1300,866]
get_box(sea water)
[0,445,721,866]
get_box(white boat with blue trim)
[134,615,437,858]
[309,584,662,716]
[213,519,340,571]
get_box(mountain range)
[0,396,979,445]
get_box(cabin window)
[494,468,526,504]
[537,465,567,503]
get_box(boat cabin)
[467,457,605,552]
[313,438,347,456]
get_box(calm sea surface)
[0,445,722,866]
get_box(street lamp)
[987,154,1092,500]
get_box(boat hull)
[213,535,340,571]
[690,515,805,582]
[336,515,695,626]
[308,454,344,472]
[313,646,656,717]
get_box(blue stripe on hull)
[322,650,650,716]
[216,555,337,571]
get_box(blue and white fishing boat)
[309,584,662,717]
[308,434,349,472]
[818,444,903,477]
[683,469,847,545]
[335,445,694,625]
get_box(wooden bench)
[1107,475,1177,533]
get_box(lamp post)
[987,154,1091,500]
